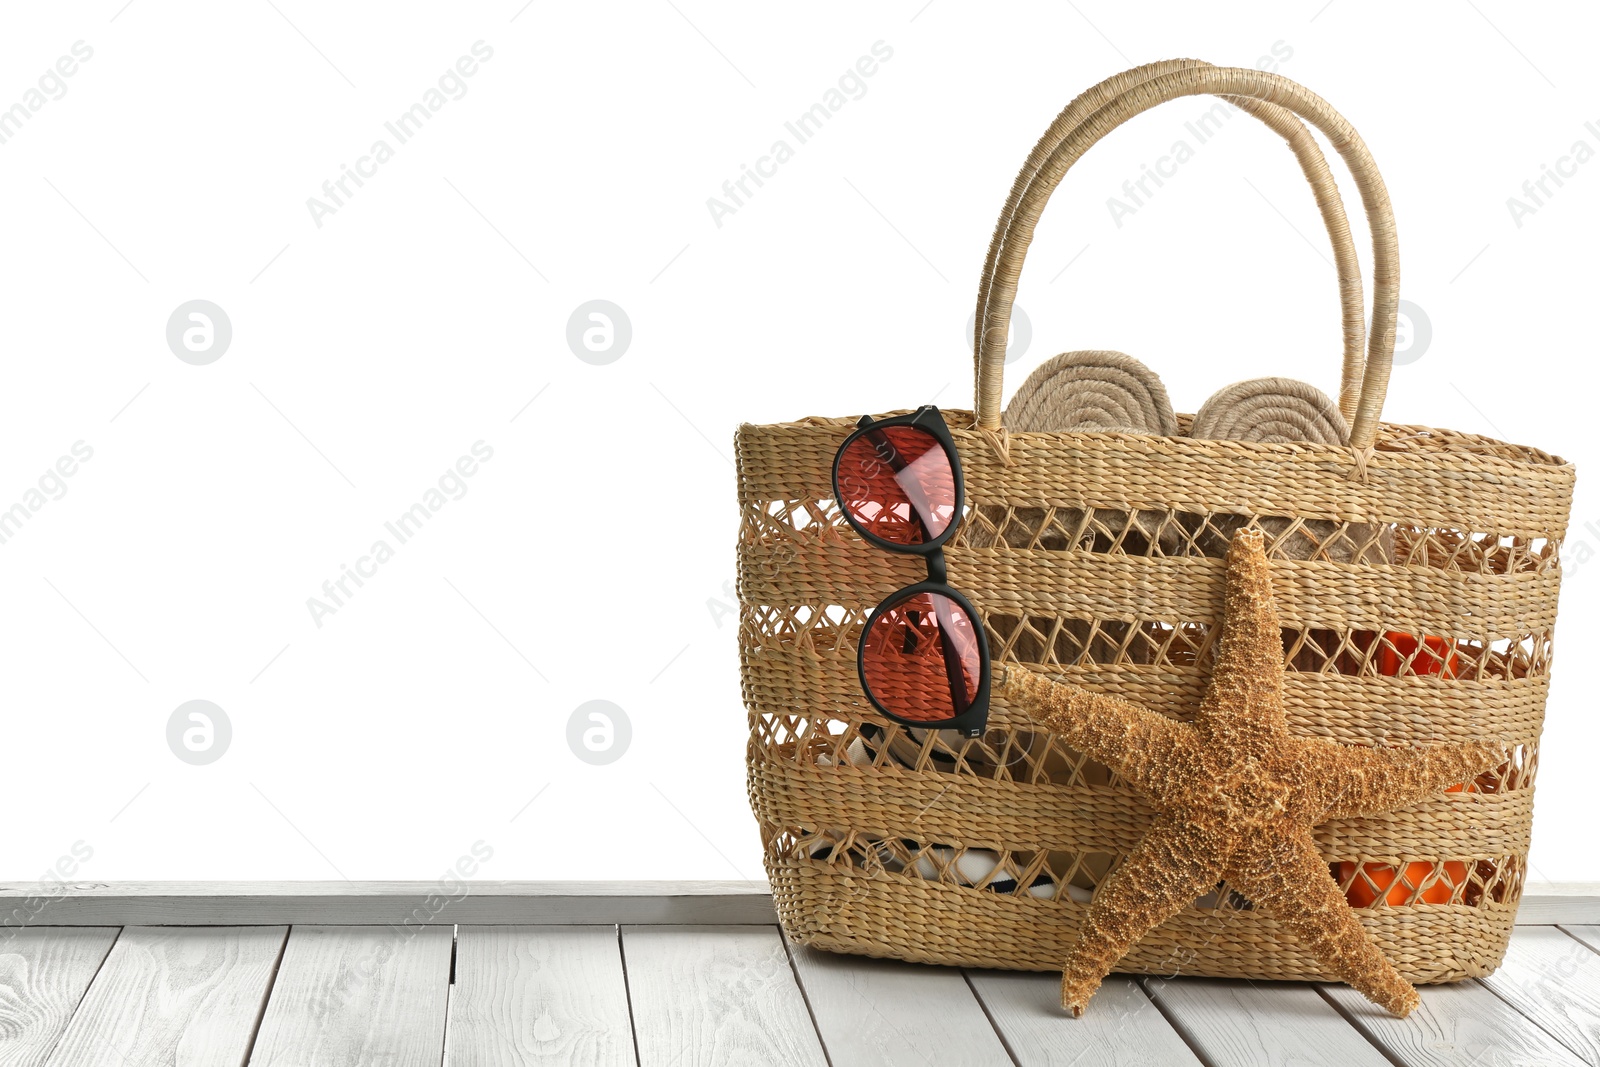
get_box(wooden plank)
[444,926,633,1067]
[967,969,1201,1066]
[0,928,118,1067]
[40,927,284,1067]
[1518,885,1600,925]
[1563,924,1600,954]
[787,944,1011,1067]
[622,926,826,1066]
[1478,925,1600,1064]
[1322,976,1590,1067]
[1143,976,1391,1067]
[248,925,453,1066]
[0,881,775,926]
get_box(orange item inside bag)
[1338,860,1470,906]
[1339,631,1473,907]
[1376,632,1459,677]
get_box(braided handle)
[974,60,1366,424]
[975,65,1397,448]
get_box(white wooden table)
[0,882,1596,1066]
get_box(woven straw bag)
[735,61,1574,982]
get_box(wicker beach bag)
[735,61,1574,982]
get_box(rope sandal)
[1189,377,1395,567]
[977,350,1182,558]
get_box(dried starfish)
[998,528,1505,1017]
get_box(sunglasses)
[831,406,991,738]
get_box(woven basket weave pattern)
[737,415,1570,981]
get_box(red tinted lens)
[835,425,956,546]
[861,591,982,723]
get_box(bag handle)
[974,60,1367,425]
[974,65,1397,449]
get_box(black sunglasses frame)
[831,406,991,738]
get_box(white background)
[1,0,1595,885]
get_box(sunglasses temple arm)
[857,425,934,543]
[930,582,973,716]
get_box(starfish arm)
[998,666,1202,800]
[1196,528,1291,750]
[1224,825,1420,1017]
[1209,529,1283,684]
[1292,737,1509,821]
[1060,814,1224,1016]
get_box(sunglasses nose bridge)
[924,548,948,586]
